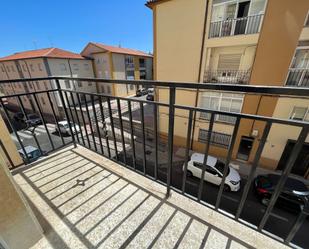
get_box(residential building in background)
[147,0,309,178]
[81,42,153,97]
[0,47,95,117]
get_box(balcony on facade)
[203,69,251,84]
[1,77,309,248]
[209,14,263,38]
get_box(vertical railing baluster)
[91,95,104,155]
[0,97,30,162]
[55,79,76,147]
[166,87,176,197]
[64,91,80,144]
[17,95,43,154]
[70,91,85,146]
[236,121,272,220]
[140,101,147,175]
[47,91,65,146]
[98,95,111,158]
[182,110,193,194]
[215,116,240,209]
[76,92,90,148]
[128,100,137,170]
[258,126,309,231]
[107,97,119,160]
[33,93,55,150]
[153,103,158,180]
[117,99,127,165]
[84,93,97,152]
[197,113,215,201]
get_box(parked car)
[146,92,154,101]
[254,174,309,212]
[184,153,241,192]
[147,88,154,94]
[136,88,148,97]
[56,121,80,135]
[18,146,43,162]
[13,112,42,126]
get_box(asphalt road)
[6,107,309,248]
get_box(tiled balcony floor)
[12,146,289,249]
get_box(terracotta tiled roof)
[0,48,85,61]
[92,43,152,57]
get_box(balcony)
[286,68,309,87]
[209,15,263,38]
[1,77,309,248]
[203,70,251,84]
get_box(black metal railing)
[286,68,309,87]
[0,76,309,247]
[209,14,263,38]
[203,70,251,84]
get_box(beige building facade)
[81,42,153,97]
[148,0,309,178]
[0,48,96,118]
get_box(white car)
[56,121,80,135]
[184,153,241,192]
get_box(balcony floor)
[12,146,289,249]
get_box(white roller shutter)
[217,54,242,71]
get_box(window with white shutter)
[217,54,242,71]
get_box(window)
[218,54,242,72]
[126,70,135,80]
[107,85,111,94]
[30,64,34,72]
[101,86,105,93]
[200,92,243,123]
[38,63,43,71]
[1,66,4,72]
[64,80,71,89]
[16,64,21,72]
[77,81,82,87]
[96,58,101,64]
[139,58,145,68]
[11,65,15,72]
[6,66,10,72]
[41,97,45,105]
[60,63,67,71]
[44,81,48,90]
[198,129,232,148]
[29,83,33,89]
[84,63,90,71]
[129,84,135,90]
[36,81,40,90]
[22,64,27,72]
[290,107,309,121]
[88,82,92,86]
[19,83,22,89]
[72,64,79,71]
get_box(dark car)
[136,88,148,97]
[146,93,154,101]
[13,112,25,122]
[26,113,42,126]
[254,174,309,212]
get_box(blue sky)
[0,0,153,57]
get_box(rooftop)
[12,145,287,249]
[81,42,153,58]
[0,47,85,62]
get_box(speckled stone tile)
[125,203,175,249]
[13,146,291,249]
[152,210,191,249]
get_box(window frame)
[289,106,309,121]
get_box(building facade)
[81,42,153,97]
[147,0,309,178]
[0,47,96,117]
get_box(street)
[6,101,309,248]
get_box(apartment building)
[81,42,153,97]
[0,47,95,117]
[147,0,309,178]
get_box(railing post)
[166,87,176,198]
[55,79,76,148]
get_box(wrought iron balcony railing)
[0,76,309,248]
[209,14,263,38]
[286,68,309,87]
[203,70,251,84]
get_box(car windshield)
[214,160,229,175]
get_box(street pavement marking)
[17,131,33,139]
[261,209,289,222]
